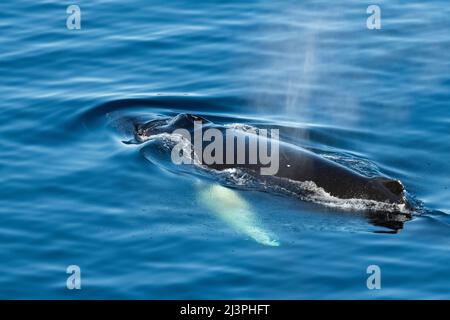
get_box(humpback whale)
[133,113,410,209]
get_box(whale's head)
[135,118,168,142]
[366,177,410,208]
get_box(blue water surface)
[0,0,449,299]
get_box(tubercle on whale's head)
[134,114,210,143]
[366,177,411,207]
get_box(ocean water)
[0,0,449,299]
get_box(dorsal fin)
[372,177,405,196]
[383,179,404,195]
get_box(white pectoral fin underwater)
[104,109,419,239]
[196,183,280,247]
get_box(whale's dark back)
[136,113,409,206]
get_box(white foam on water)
[224,123,259,133]
[145,132,202,165]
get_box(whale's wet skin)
[136,113,410,206]
[94,98,420,241]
